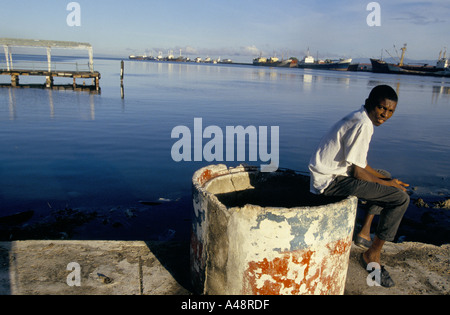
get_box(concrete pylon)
[191,164,357,295]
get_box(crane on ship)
[384,43,407,66]
[399,43,407,66]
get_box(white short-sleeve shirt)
[309,105,374,194]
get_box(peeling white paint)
[255,274,276,289]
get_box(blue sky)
[1,0,449,62]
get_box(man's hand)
[386,178,409,192]
[353,165,409,192]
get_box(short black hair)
[365,85,398,110]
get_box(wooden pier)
[0,69,100,90]
[1,38,100,91]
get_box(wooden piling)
[120,60,124,99]
[11,74,19,86]
[120,60,124,82]
[45,76,53,88]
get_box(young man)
[308,85,410,288]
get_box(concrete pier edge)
[0,239,448,295]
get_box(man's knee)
[396,190,410,210]
[401,190,410,204]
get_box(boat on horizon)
[252,54,297,68]
[129,54,155,61]
[296,49,352,71]
[370,44,449,77]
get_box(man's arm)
[364,164,390,179]
[352,165,409,192]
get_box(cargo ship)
[296,50,352,71]
[370,44,449,77]
[129,54,155,61]
[252,55,297,67]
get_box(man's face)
[368,99,397,126]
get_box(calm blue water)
[1,58,449,235]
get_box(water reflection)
[124,60,450,109]
[367,79,450,104]
[7,86,15,120]
[0,81,100,93]
[431,85,450,104]
[1,59,449,230]
[299,72,351,86]
[3,86,97,120]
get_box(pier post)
[88,47,94,73]
[8,50,13,70]
[120,60,124,99]
[120,60,124,82]
[3,45,10,71]
[11,74,19,86]
[45,76,53,88]
[47,47,52,72]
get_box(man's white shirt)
[309,105,374,194]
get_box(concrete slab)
[0,240,191,295]
[345,242,449,295]
[0,240,448,295]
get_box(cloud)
[386,1,449,25]
[240,45,260,56]
[391,12,446,25]
[184,46,198,55]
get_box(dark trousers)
[322,170,409,242]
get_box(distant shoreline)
[2,53,442,68]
